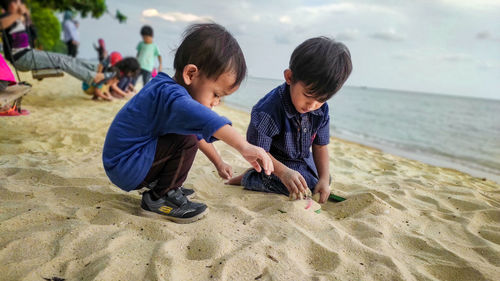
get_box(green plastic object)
[329,193,346,202]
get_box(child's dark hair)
[289,37,352,101]
[140,25,153,37]
[174,23,246,88]
[113,57,140,76]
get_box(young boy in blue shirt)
[228,37,352,204]
[103,24,273,223]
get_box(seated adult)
[0,0,109,84]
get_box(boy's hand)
[313,180,331,203]
[280,168,308,196]
[216,161,233,180]
[240,144,273,175]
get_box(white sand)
[1,76,499,281]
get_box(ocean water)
[224,76,500,183]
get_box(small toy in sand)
[289,189,347,203]
[329,194,346,202]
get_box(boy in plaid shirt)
[228,37,352,203]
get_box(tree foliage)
[24,1,125,52]
[30,0,107,18]
[28,1,62,51]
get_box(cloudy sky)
[72,0,500,100]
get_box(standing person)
[0,0,110,85]
[93,38,107,63]
[136,25,161,86]
[227,37,352,204]
[103,23,273,223]
[62,10,79,57]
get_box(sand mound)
[1,76,499,280]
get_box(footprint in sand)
[185,236,233,261]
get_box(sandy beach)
[1,75,499,281]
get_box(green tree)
[31,0,107,18]
[28,1,62,51]
[25,0,125,52]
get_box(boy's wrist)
[317,177,330,184]
[274,165,290,180]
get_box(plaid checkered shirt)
[247,83,330,189]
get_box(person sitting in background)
[0,52,16,91]
[227,37,352,204]
[97,51,121,73]
[0,0,110,85]
[82,57,140,101]
[109,57,140,99]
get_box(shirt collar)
[279,83,324,118]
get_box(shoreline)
[223,100,500,185]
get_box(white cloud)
[439,0,500,10]
[300,2,400,16]
[141,9,213,23]
[274,33,291,44]
[370,28,405,41]
[478,61,497,70]
[252,15,261,22]
[439,53,471,62]
[279,16,291,24]
[273,2,404,25]
[335,29,359,41]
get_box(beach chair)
[0,83,32,115]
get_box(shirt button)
[303,128,307,132]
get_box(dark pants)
[140,69,152,86]
[242,169,332,196]
[66,41,78,57]
[137,134,199,197]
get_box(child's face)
[184,68,239,109]
[142,35,153,44]
[284,69,325,114]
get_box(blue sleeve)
[247,110,280,151]
[158,89,231,143]
[313,110,330,145]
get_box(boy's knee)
[184,135,199,149]
[159,134,198,150]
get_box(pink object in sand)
[152,68,158,78]
[0,54,16,85]
[305,198,313,210]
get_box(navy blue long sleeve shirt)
[103,73,231,191]
[247,83,330,188]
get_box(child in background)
[97,51,122,74]
[228,37,352,203]
[82,77,116,101]
[82,57,140,101]
[93,38,107,63]
[1,0,111,85]
[136,25,162,86]
[103,23,273,223]
[109,57,140,99]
